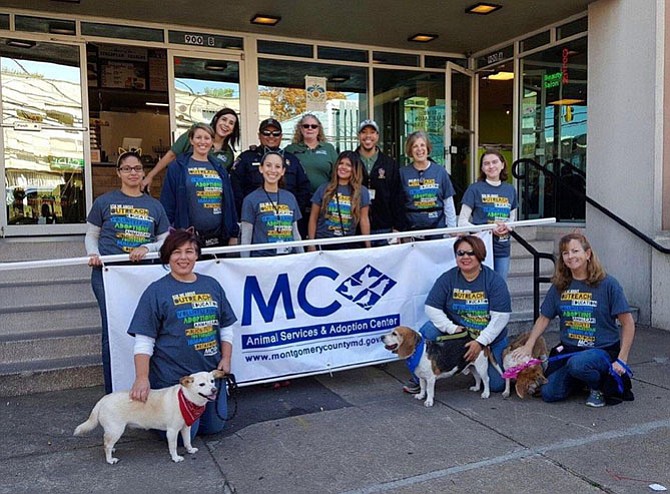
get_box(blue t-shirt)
[541,275,630,349]
[128,273,237,388]
[425,266,511,341]
[241,188,302,256]
[87,189,169,255]
[399,162,455,230]
[311,183,370,238]
[461,181,518,258]
[185,157,224,235]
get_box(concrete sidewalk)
[2,326,669,494]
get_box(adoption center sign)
[105,232,492,391]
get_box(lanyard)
[263,187,280,216]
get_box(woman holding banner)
[403,235,510,394]
[128,228,236,435]
[85,150,170,394]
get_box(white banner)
[305,75,327,112]
[105,233,493,391]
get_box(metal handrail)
[513,158,670,255]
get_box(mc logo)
[242,267,342,326]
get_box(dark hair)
[116,150,141,168]
[188,123,215,140]
[319,150,365,224]
[478,149,508,181]
[453,235,487,263]
[159,228,201,264]
[210,108,240,152]
[261,150,286,167]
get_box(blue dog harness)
[405,334,425,374]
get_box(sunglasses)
[302,124,319,129]
[261,130,282,137]
[456,250,476,257]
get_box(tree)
[204,87,235,98]
[259,87,347,121]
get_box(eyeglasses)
[456,250,476,257]
[261,130,282,137]
[118,166,143,173]
[302,124,319,129]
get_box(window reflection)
[1,40,86,225]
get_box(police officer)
[354,119,404,245]
[231,118,310,220]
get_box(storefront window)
[518,36,587,221]
[1,39,86,225]
[257,58,367,151]
[373,68,445,166]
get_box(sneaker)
[402,379,421,394]
[586,389,606,408]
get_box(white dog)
[74,370,224,464]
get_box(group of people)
[85,109,636,436]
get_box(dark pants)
[91,267,112,394]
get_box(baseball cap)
[358,119,379,133]
[259,117,282,132]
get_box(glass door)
[446,62,475,205]
[168,51,243,154]
[1,38,88,235]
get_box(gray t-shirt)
[87,189,169,255]
[185,157,223,235]
[311,183,370,238]
[241,188,302,256]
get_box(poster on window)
[305,75,327,112]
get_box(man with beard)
[355,119,404,244]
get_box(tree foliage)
[258,87,347,121]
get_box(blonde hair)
[320,151,365,225]
[292,114,327,144]
[552,233,607,291]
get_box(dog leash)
[215,374,239,421]
[545,351,634,394]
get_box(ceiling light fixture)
[49,23,76,35]
[250,14,281,26]
[408,33,438,43]
[6,39,37,48]
[328,75,350,83]
[204,61,227,71]
[50,0,81,3]
[145,102,170,107]
[549,98,585,105]
[465,3,502,15]
[487,71,514,81]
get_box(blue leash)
[545,351,633,394]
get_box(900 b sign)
[183,34,215,46]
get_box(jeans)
[493,256,511,281]
[417,320,508,393]
[370,228,392,247]
[91,267,112,394]
[541,348,610,402]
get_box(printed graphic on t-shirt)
[451,288,490,335]
[189,167,223,215]
[258,201,295,243]
[172,290,220,356]
[325,192,352,236]
[407,178,439,218]
[110,204,155,252]
[481,193,512,242]
[560,289,597,347]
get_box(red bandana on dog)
[178,388,206,426]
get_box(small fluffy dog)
[74,370,224,464]
[501,333,548,399]
[382,325,498,407]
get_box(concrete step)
[1,304,101,337]
[0,237,85,262]
[0,279,94,310]
[0,355,102,397]
[0,263,91,284]
[0,327,100,365]
[510,238,555,258]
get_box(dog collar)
[178,388,206,426]
[405,334,424,374]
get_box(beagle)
[501,333,548,399]
[382,325,495,407]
